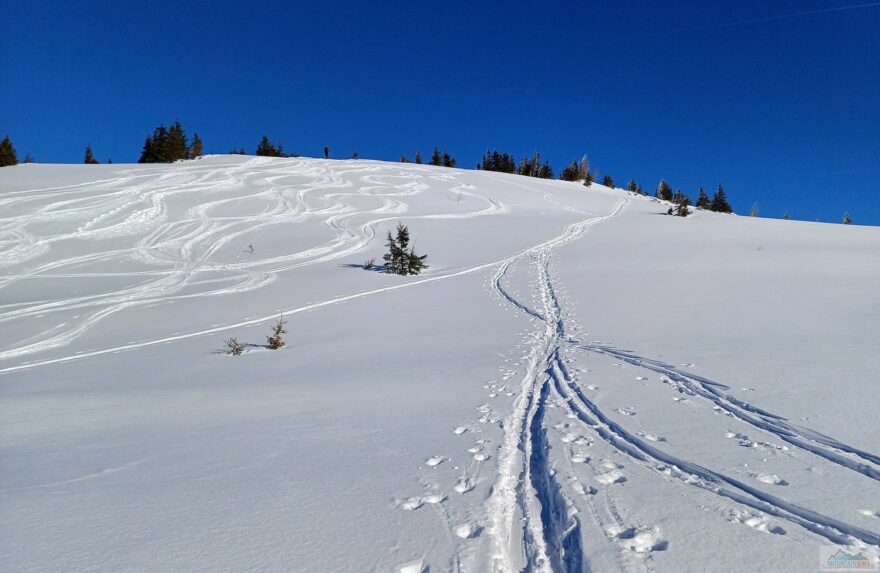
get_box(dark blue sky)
[2,0,878,223]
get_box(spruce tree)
[400,155,409,163]
[442,152,456,167]
[602,174,614,188]
[695,187,711,209]
[383,223,427,275]
[783,210,790,220]
[843,212,851,225]
[560,160,580,181]
[431,147,442,166]
[166,121,188,161]
[189,132,203,158]
[84,145,99,164]
[583,170,593,187]
[626,179,638,193]
[656,179,673,202]
[676,195,691,217]
[711,185,733,213]
[256,135,279,157]
[414,150,422,164]
[0,135,19,167]
[23,154,33,163]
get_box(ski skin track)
[486,195,880,568]
[486,198,627,573]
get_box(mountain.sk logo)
[820,546,878,571]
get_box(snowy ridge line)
[0,162,506,364]
[486,199,627,572]
[570,343,880,482]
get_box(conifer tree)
[671,189,688,205]
[84,145,99,164]
[0,136,19,167]
[189,132,203,158]
[383,223,427,276]
[676,201,690,217]
[695,187,711,209]
[843,211,851,225]
[414,150,422,164]
[256,135,282,157]
[583,170,593,187]
[783,210,790,220]
[442,152,456,167]
[166,121,188,161]
[400,154,409,163]
[560,160,580,181]
[711,185,733,213]
[537,161,553,179]
[23,154,34,163]
[656,179,673,202]
[602,174,614,188]
[266,316,287,349]
[431,147,442,166]
[627,179,638,193]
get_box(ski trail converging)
[486,199,627,572]
[484,199,880,566]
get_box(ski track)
[482,195,880,570]
[0,159,506,373]
[486,199,627,572]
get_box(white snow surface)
[1,155,878,572]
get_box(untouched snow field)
[1,155,878,572]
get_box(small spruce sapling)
[266,316,287,349]
[843,212,852,225]
[225,338,245,356]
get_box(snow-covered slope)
[1,155,878,572]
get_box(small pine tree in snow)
[583,170,593,187]
[602,174,614,188]
[23,154,34,163]
[626,179,638,193]
[84,145,99,164]
[695,187,711,210]
[676,195,691,217]
[843,211,851,225]
[266,316,287,349]
[783,209,790,220]
[0,135,19,167]
[400,155,409,163]
[431,147,442,166]
[224,337,245,356]
[414,151,422,164]
[383,223,428,276]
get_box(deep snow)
[1,155,878,572]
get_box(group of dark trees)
[138,121,203,163]
[651,180,732,217]
[476,149,553,179]
[255,135,295,157]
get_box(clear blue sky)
[2,0,878,224]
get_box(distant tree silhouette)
[711,185,733,213]
[84,145,99,164]
[695,187,711,209]
[0,135,19,167]
[189,133,203,158]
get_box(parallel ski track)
[488,200,880,554]
[486,199,627,573]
